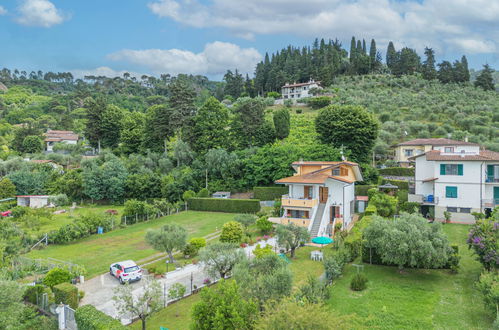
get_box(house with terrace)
[270,161,363,238]
[408,142,499,223]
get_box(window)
[445,186,458,198]
[460,208,471,213]
[444,147,454,153]
[440,164,463,175]
[446,207,458,212]
[487,165,499,182]
[287,210,309,219]
[404,149,414,157]
[332,168,341,176]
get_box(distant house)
[212,192,231,199]
[281,79,320,101]
[44,130,79,152]
[394,138,478,167]
[17,195,52,208]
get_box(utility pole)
[205,169,208,189]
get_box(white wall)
[433,145,479,153]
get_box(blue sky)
[1,0,498,80]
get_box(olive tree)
[276,224,310,258]
[145,224,187,267]
[199,242,246,279]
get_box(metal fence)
[64,305,77,330]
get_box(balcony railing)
[268,217,310,228]
[408,194,439,204]
[485,177,499,183]
[281,195,318,208]
[482,199,499,207]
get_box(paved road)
[78,238,277,325]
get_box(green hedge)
[187,198,260,213]
[384,179,409,190]
[364,205,377,216]
[75,305,126,330]
[344,215,373,260]
[24,284,53,305]
[253,187,288,201]
[53,282,78,309]
[355,185,376,196]
[379,167,415,177]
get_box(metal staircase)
[310,203,326,238]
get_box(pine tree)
[437,61,454,84]
[169,78,196,134]
[386,41,397,70]
[474,64,495,91]
[422,47,437,80]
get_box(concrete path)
[78,237,277,324]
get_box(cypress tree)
[350,37,356,62]
[461,55,470,82]
[474,64,495,91]
[386,41,397,70]
[369,39,377,71]
[362,39,367,54]
[422,47,437,80]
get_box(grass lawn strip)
[27,211,233,278]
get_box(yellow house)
[270,161,363,238]
[394,138,478,167]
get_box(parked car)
[109,260,142,284]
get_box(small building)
[212,192,231,199]
[44,130,79,152]
[281,79,320,101]
[394,138,478,167]
[17,195,52,208]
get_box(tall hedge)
[253,187,288,201]
[187,198,260,213]
[385,179,409,190]
[355,185,376,196]
[53,282,78,309]
[379,167,415,177]
[75,305,126,330]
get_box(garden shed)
[16,195,52,208]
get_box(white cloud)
[71,67,143,79]
[147,0,499,55]
[108,41,262,76]
[16,0,68,27]
[0,6,7,15]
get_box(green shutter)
[445,186,458,198]
[458,164,463,176]
[440,164,446,175]
[488,165,495,182]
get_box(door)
[319,187,329,203]
[330,206,340,223]
[494,187,499,205]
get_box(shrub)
[364,204,377,216]
[369,193,397,217]
[50,214,118,244]
[43,268,72,288]
[344,216,373,260]
[24,285,53,305]
[447,244,460,273]
[306,96,332,109]
[123,199,159,219]
[367,188,378,200]
[234,214,257,228]
[256,216,273,234]
[182,190,196,201]
[252,244,274,258]
[197,188,210,197]
[295,109,302,114]
[467,219,498,270]
[49,194,70,207]
[378,167,415,177]
[189,237,207,250]
[183,243,198,258]
[476,271,499,314]
[11,205,30,218]
[75,304,126,330]
[323,254,345,284]
[53,282,78,309]
[355,185,376,196]
[350,273,368,291]
[443,211,452,223]
[253,186,288,201]
[220,221,244,243]
[187,198,260,213]
[399,201,420,213]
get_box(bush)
[49,194,70,207]
[323,254,345,284]
[234,214,257,228]
[355,185,376,196]
[24,285,53,305]
[43,268,72,288]
[350,273,368,291]
[295,109,302,114]
[369,193,397,217]
[187,198,260,213]
[306,96,332,109]
[447,244,460,273]
[344,215,373,260]
[467,219,498,270]
[378,167,415,177]
[53,282,78,309]
[364,205,377,216]
[189,237,207,250]
[253,186,288,201]
[399,201,420,213]
[220,221,244,243]
[11,205,30,218]
[75,304,126,330]
[50,214,118,244]
[197,188,210,197]
[256,216,273,234]
[123,199,159,219]
[253,244,274,258]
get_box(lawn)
[27,211,234,278]
[288,246,325,288]
[327,224,494,329]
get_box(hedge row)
[75,305,126,330]
[49,214,119,244]
[53,282,78,309]
[355,185,376,196]
[187,198,260,213]
[253,187,288,201]
[344,215,373,260]
[384,179,410,190]
[378,167,415,177]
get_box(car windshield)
[124,266,139,273]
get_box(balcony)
[485,177,499,183]
[281,195,318,208]
[408,194,439,204]
[268,217,310,228]
[482,199,499,208]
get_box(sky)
[0,0,498,80]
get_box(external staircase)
[310,203,326,238]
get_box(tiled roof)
[397,138,478,146]
[276,163,357,184]
[291,161,358,166]
[415,150,499,161]
[282,81,320,88]
[44,129,79,142]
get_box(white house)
[408,143,499,223]
[17,195,52,208]
[270,161,363,238]
[281,79,320,101]
[44,130,79,152]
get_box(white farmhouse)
[44,130,79,152]
[408,142,499,223]
[281,79,320,100]
[270,161,363,238]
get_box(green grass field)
[327,224,493,329]
[27,211,234,278]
